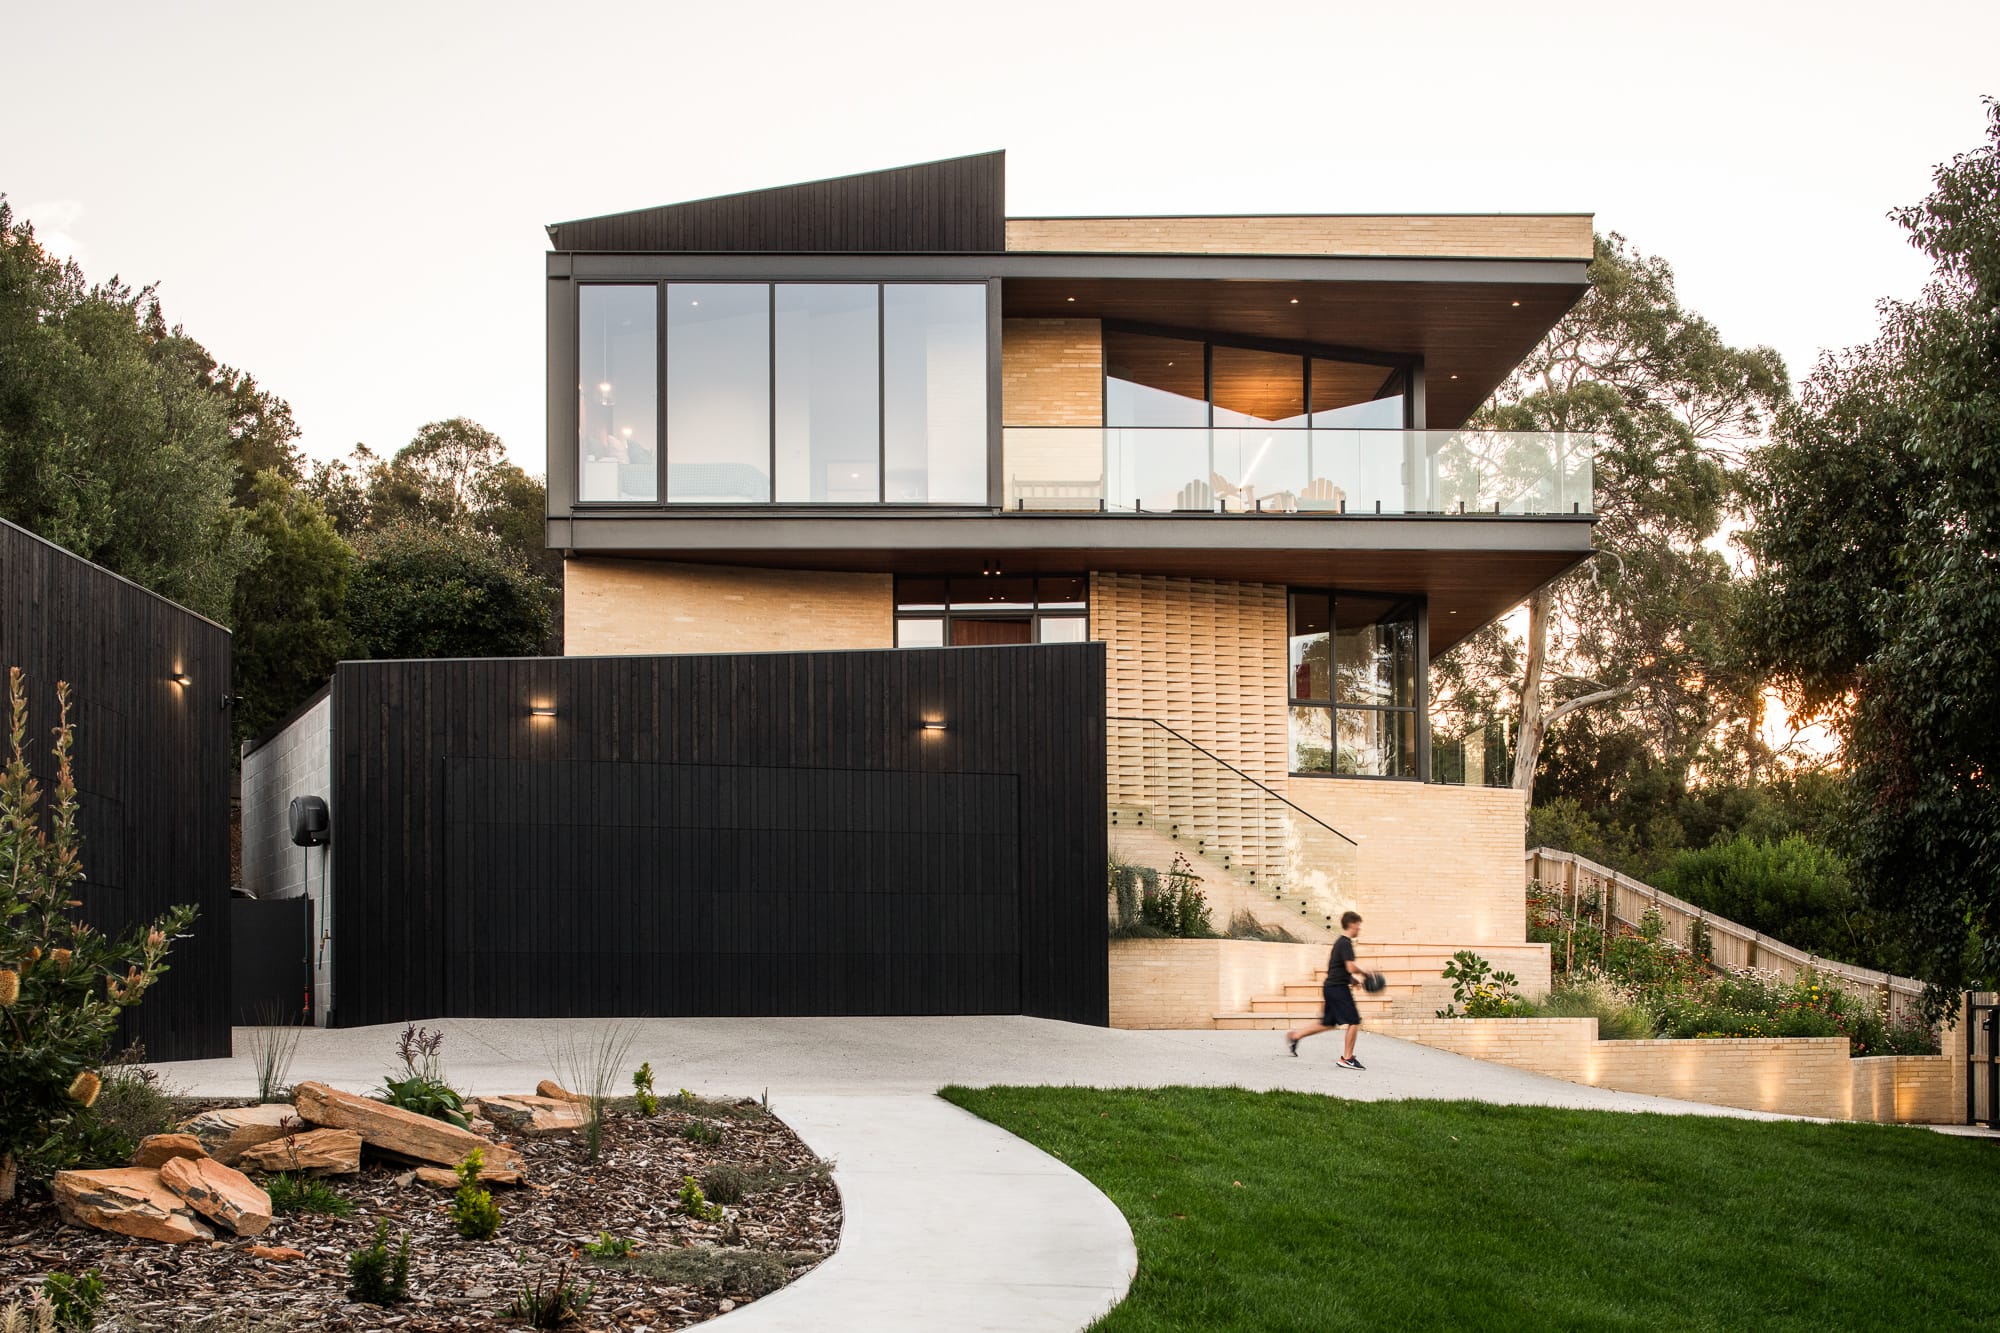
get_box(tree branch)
[1542,681,1640,730]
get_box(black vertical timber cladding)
[330,642,1105,1026]
[547,152,1005,254]
[0,519,233,1059]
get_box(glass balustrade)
[1003,428,1595,516]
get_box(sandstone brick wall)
[1005,215,1595,260]
[1288,781,1527,946]
[1851,1055,1962,1125]
[1381,1017,1860,1120]
[564,559,893,656]
[1109,938,1329,1029]
[1001,319,1103,425]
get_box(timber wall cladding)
[1092,573,1289,883]
[0,520,233,1059]
[1004,214,1597,260]
[329,643,1106,1027]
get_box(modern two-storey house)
[545,151,1594,967]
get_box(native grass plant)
[549,1023,636,1162]
[0,669,195,1201]
[0,1270,101,1333]
[346,1219,412,1306]
[378,1023,469,1128]
[592,1246,818,1299]
[1516,973,1661,1040]
[265,1170,353,1217]
[1435,950,1524,1018]
[240,998,306,1102]
[451,1146,502,1240]
[631,1061,658,1116]
[1224,909,1302,943]
[503,1260,591,1329]
[699,1163,749,1206]
[1105,851,1215,941]
[680,1118,723,1146]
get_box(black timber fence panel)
[0,519,234,1059]
[328,642,1105,1028]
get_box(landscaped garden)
[944,1084,2000,1332]
[0,675,838,1329]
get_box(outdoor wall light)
[529,703,557,718]
[920,720,949,733]
[171,672,193,687]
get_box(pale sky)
[5,0,1996,472]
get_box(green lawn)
[940,1086,2000,1332]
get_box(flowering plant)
[0,669,194,1200]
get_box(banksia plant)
[0,669,196,1201]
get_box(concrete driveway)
[155,1018,1781,1331]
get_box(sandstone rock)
[291,1081,525,1175]
[247,1244,305,1261]
[478,1094,586,1136]
[468,1117,497,1137]
[236,1127,362,1176]
[177,1104,301,1165]
[414,1157,524,1189]
[537,1079,587,1104]
[159,1155,273,1236]
[130,1133,208,1168]
[54,1168,214,1244]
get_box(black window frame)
[1101,321,1415,431]
[894,575,1090,647]
[1286,587,1430,782]
[572,278,992,511]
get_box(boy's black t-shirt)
[1328,934,1356,987]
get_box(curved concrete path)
[157,1017,1793,1331]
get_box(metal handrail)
[1109,715,1358,847]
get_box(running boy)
[1284,911,1373,1069]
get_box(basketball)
[1362,971,1387,994]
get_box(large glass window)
[577,286,658,502]
[1288,590,1421,778]
[667,284,770,502]
[1105,331,1207,427]
[1310,359,1405,428]
[775,284,879,502]
[1212,346,1307,427]
[894,574,1088,646]
[883,285,988,503]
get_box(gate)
[1968,992,2000,1129]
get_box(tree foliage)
[0,199,257,620]
[347,522,554,661]
[230,471,356,740]
[1743,99,2000,1005]
[1445,234,1789,807]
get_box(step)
[1276,982,1422,1002]
[1248,995,1397,1015]
[1214,1011,1398,1031]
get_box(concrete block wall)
[239,693,334,1023]
[565,559,893,656]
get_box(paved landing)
[156,1017,1786,1332]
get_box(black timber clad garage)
[0,520,234,1060]
[330,643,1106,1027]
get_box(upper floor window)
[1104,329,1407,431]
[579,282,988,506]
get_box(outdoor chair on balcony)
[1010,477,1104,511]
[1297,477,1348,512]
[1174,479,1216,511]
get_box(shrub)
[680,1119,722,1146]
[679,1174,724,1222]
[1109,855,1141,931]
[1523,977,1660,1040]
[1656,835,1868,962]
[346,1220,411,1306]
[1436,950,1523,1018]
[1224,911,1301,943]
[0,671,195,1202]
[700,1163,749,1205]
[1132,854,1214,939]
[582,1232,632,1258]
[39,1271,104,1333]
[631,1061,658,1117]
[451,1147,501,1241]
[378,1024,468,1129]
[266,1171,352,1217]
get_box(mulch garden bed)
[0,1096,841,1331]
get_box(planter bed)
[0,1095,840,1331]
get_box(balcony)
[1003,428,1594,517]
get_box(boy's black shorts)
[1322,981,1362,1026]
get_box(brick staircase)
[1210,943,1464,1030]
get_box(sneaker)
[1287,1037,1300,1058]
[1337,1056,1365,1071]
